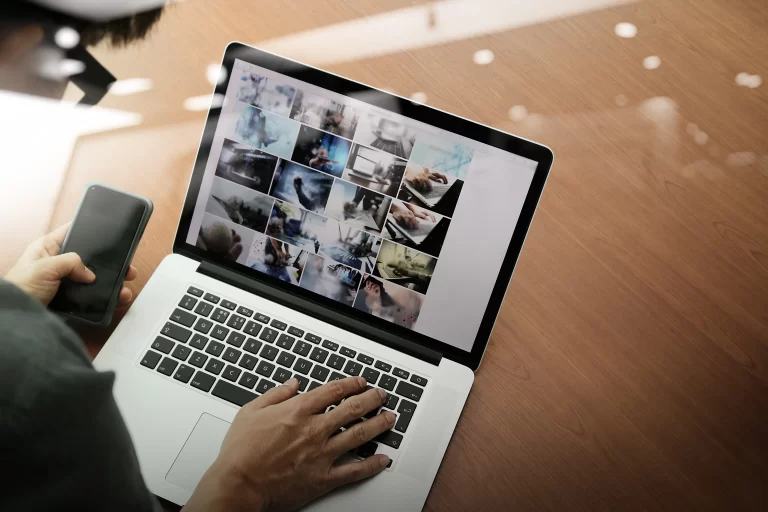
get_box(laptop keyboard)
[139,285,430,469]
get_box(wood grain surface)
[2,0,767,510]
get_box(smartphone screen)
[50,186,148,323]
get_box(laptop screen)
[184,57,538,353]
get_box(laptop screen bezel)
[173,42,553,371]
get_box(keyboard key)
[343,360,363,376]
[157,357,178,376]
[170,308,195,327]
[357,353,374,365]
[171,345,191,361]
[212,380,257,406]
[140,350,162,369]
[226,314,246,330]
[238,372,258,389]
[194,301,213,317]
[212,308,229,323]
[395,400,416,433]
[288,326,304,337]
[260,345,278,361]
[393,368,410,379]
[395,381,423,402]
[221,299,237,311]
[151,336,174,354]
[255,379,276,394]
[204,358,224,375]
[340,347,356,358]
[189,351,208,368]
[244,338,262,355]
[239,354,258,370]
[190,371,215,392]
[379,375,397,391]
[310,365,330,382]
[375,430,403,449]
[309,347,329,364]
[237,306,253,317]
[293,358,312,375]
[305,333,322,344]
[189,334,208,350]
[322,340,339,351]
[293,341,312,356]
[211,325,229,341]
[222,365,241,382]
[328,371,346,382]
[223,347,242,364]
[226,332,246,348]
[308,380,322,392]
[383,393,399,410]
[356,441,378,459]
[294,375,309,391]
[410,375,428,387]
[277,351,296,368]
[328,354,345,370]
[254,312,270,324]
[270,319,287,331]
[173,364,195,383]
[259,327,279,343]
[205,340,224,357]
[187,286,203,297]
[374,360,392,372]
[276,334,295,350]
[160,323,191,343]
[361,367,380,384]
[179,295,198,310]
[273,367,292,383]
[244,321,261,336]
[256,361,275,378]
[193,318,213,334]
[203,292,220,304]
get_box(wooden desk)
[2,0,767,510]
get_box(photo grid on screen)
[195,63,477,333]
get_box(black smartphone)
[50,183,153,326]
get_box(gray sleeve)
[0,280,160,512]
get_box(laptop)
[93,42,552,510]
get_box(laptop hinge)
[197,261,442,366]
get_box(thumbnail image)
[372,240,436,295]
[397,163,464,218]
[300,254,362,307]
[233,102,300,160]
[196,212,254,265]
[324,179,391,234]
[354,112,418,160]
[266,200,327,253]
[237,71,296,117]
[382,199,451,258]
[353,274,424,330]
[269,160,333,214]
[289,89,359,139]
[205,177,274,232]
[291,125,351,178]
[409,136,474,180]
[341,144,406,197]
[215,138,278,194]
[246,232,308,285]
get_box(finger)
[230,243,243,261]
[326,410,396,458]
[296,377,366,414]
[323,387,387,433]
[125,265,138,281]
[118,287,133,306]
[44,252,95,283]
[46,222,72,248]
[248,378,299,409]
[327,455,390,488]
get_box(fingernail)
[380,456,391,468]
[356,376,367,388]
[284,378,298,387]
[384,411,396,425]
[85,268,96,280]
[377,388,387,401]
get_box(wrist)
[183,460,268,512]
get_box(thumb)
[44,252,96,283]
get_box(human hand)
[5,223,138,306]
[185,377,394,512]
[403,203,435,223]
[392,208,419,229]
[427,170,448,184]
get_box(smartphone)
[50,184,153,326]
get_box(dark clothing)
[0,280,157,512]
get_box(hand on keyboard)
[184,376,395,512]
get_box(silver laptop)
[94,42,552,510]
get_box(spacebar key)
[212,380,258,407]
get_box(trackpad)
[166,413,231,492]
